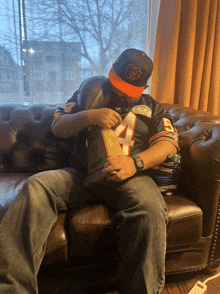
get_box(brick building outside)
[22,41,82,104]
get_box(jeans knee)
[24,168,84,212]
[24,174,52,204]
[136,205,166,231]
[22,177,66,214]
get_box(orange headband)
[109,67,145,98]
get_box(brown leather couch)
[1,102,220,292]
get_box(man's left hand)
[103,155,137,182]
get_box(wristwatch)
[131,155,144,172]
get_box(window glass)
[0,0,152,104]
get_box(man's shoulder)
[57,91,79,114]
[66,90,78,103]
[140,94,172,120]
[139,94,155,108]
[141,94,167,109]
[141,93,161,104]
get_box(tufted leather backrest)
[0,103,75,172]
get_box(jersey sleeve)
[51,91,80,127]
[149,99,179,151]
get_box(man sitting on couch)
[0,48,179,294]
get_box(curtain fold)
[145,0,161,59]
[151,0,220,116]
[144,0,161,94]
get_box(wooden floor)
[38,261,220,294]
[106,267,220,294]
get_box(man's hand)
[103,155,137,182]
[86,108,122,129]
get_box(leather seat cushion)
[67,204,117,256]
[42,212,68,265]
[164,195,203,248]
[67,195,203,256]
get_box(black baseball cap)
[109,48,153,98]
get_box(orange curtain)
[151,0,220,116]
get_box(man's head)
[109,48,153,101]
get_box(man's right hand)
[85,108,122,129]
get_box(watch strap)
[131,155,144,171]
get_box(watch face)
[137,159,143,168]
[133,156,144,170]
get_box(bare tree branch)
[0,0,146,75]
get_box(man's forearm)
[52,111,90,138]
[103,140,178,182]
[136,140,178,171]
[52,108,122,139]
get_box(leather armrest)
[163,104,220,237]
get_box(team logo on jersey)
[131,105,152,118]
[126,64,142,82]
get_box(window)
[0,0,160,104]
[65,71,75,81]
[32,70,43,80]
[46,55,57,62]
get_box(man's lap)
[21,168,167,220]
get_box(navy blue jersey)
[52,87,179,173]
[109,95,179,156]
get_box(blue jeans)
[0,167,167,294]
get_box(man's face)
[111,85,139,104]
